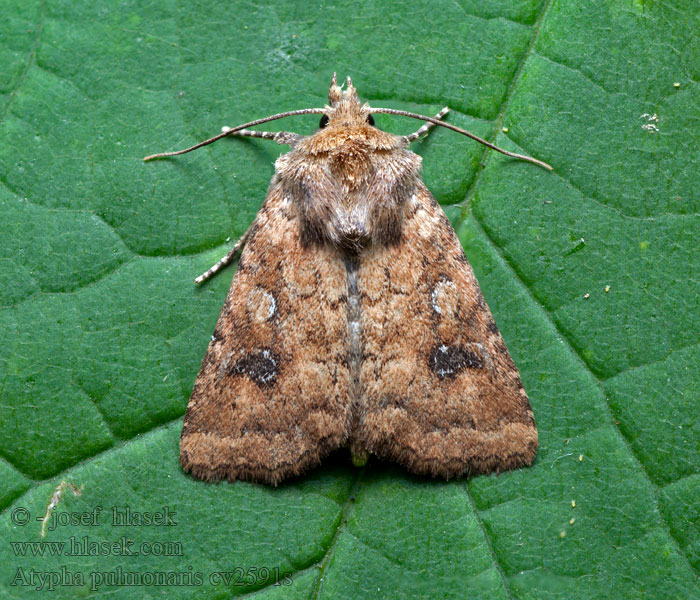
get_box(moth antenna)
[143,108,326,161]
[370,107,552,171]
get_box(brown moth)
[145,74,548,485]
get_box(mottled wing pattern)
[352,185,537,478]
[180,184,352,485]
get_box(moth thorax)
[330,154,372,189]
[335,190,407,251]
[328,140,374,188]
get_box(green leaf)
[1,1,698,598]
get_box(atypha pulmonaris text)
[145,74,549,485]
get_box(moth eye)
[319,115,329,128]
[366,114,375,126]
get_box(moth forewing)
[350,184,537,478]
[179,185,353,485]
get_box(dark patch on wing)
[429,344,483,379]
[229,349,279,386]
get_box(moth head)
[321,73,375,130]
[144,74,552,171]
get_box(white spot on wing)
[431,280,457,316]
[248,287,277,322]
[262,290,276,319]
[432,289,442,314]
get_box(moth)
[145,75,550,485]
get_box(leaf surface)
[1,1,698,598]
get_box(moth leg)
[403,107,450,143]
[194,223,253,284]
[220,127,302,147]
